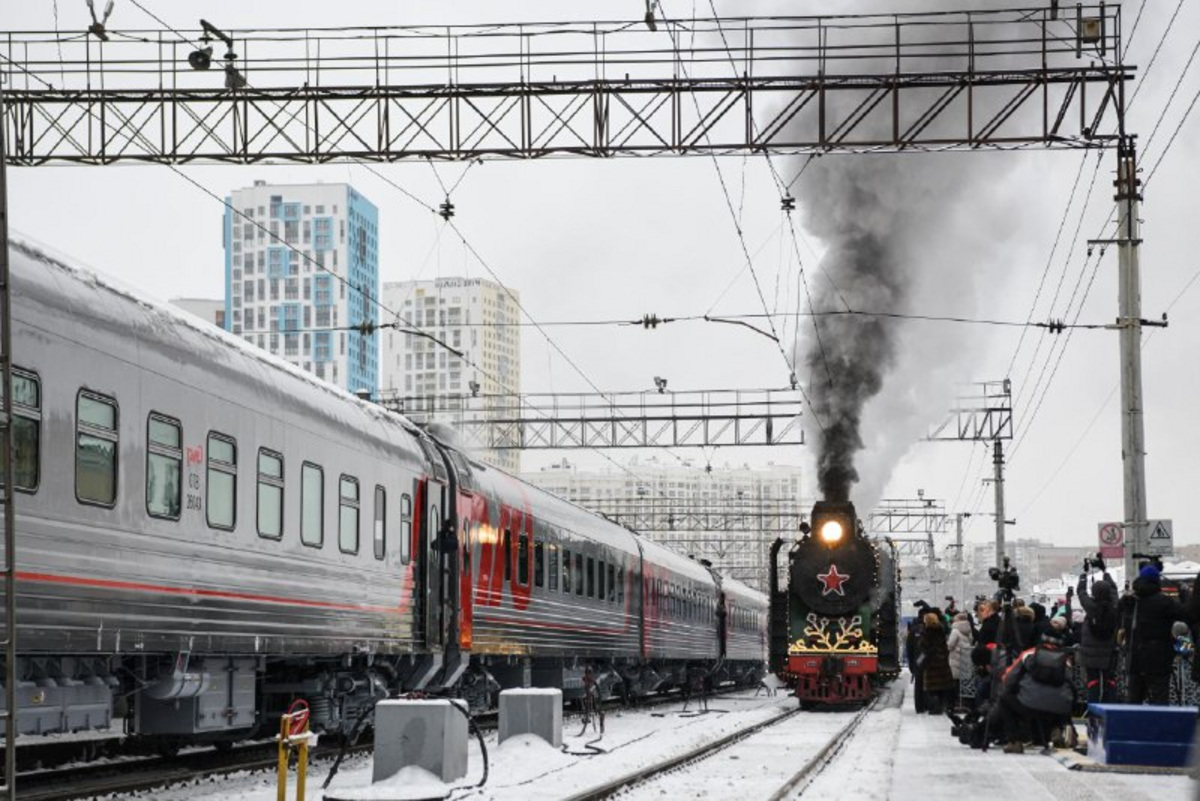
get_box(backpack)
[1087,604,1116,641]
[1027,646,1069,685]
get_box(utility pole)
[993,439,1006,569]
[1116,143,1147,583]
[955,513,966,603]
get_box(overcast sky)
[3,1,1198,556]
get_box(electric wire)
[74,3,700,500]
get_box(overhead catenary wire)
[78,1,703,501]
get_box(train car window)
[607,564,616,603]
[205,432,237,529]
[586,556,595,598]
[400,493,412,564]
[562,548,572,594]
[373,485,386,560]
[548,544,559,591]
[517,530,530,587]
[616,568,625,605]
[597,560,606,601]
[534,542,544,588]
[339,475,360,554]
[301,462,324,547]
[574,552,584,597]
[502,529,512,581]
[255,449,284,539]
[2,369,41,492]
[145,414,182,519]
[76,391,118,506]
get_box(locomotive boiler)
[769,500,900,706]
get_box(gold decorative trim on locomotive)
[787,612,878,655]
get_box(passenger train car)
[0,240,767,746]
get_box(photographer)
[1121,563,1200,705]
[994,618,1075,754]
[1075,555,1118,704]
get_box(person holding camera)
[1121,563,1200,705]
[993,618,1076,754]
[1076,556,1119,704]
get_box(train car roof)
[440,444,716,585]
[9,237,432,469]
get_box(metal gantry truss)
[927,379,1014,442]
[869,497,950,603]
[591,496,805,592]
[1,6,1127,165]
[376,388,804,449]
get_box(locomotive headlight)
[818,519,844,544]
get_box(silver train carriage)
[0,240,766,744]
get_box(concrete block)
[372,699,468,784]
[498,688,562,749]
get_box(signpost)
[1146,519,1173,558]
[1098,521,1125,560]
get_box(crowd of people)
[904,557,1200,754]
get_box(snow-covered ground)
[117,679,1195,801]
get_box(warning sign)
[1097,522,1124,559]
[1146,519,1173,557]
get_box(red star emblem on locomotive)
[817,564,850,596]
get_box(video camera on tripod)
[988,556,1020,602]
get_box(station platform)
[803,675,1197,801]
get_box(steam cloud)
[786,0,1045,508]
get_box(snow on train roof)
[9,236,425,439]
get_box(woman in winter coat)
[921,612,955,714]
[946,612,974,708]
[1076,569,1119,703]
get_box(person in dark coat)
[1013,604,1036,654]
[1030,602,1052,644]
[1076,568,1119,703]
[907,618,926,713]
[1123,565,1200,704]
[921,612,955,715]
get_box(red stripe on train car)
[16,570,406,616]
[476,612,626,636]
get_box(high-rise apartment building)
[222,181,379,394]
[380,277,521,472]
[524,457,804,591]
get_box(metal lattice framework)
[1,6,1127,165]
[927,379,1014,442]
[377,388,803,449]
[868,497,950,536]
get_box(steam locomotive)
[769,500,900,706]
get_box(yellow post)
[276,712,291,801]
[296,731,308,799]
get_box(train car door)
[420,477,448,651]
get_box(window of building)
[257,449,284,539]
[301,463,323,547]
[76,391,117,506]
[146,413,181,519]
[339,475,359,554]
[400,492,412,564]
[206,433,236,530]
[2,369,40,492]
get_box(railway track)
[10,685,757,800]
[567,688,891,801]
